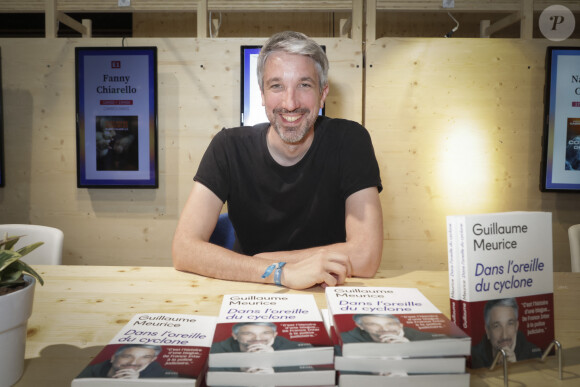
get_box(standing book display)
[446,211,555,369]
[206,293,335,386]
[71,313,216,386]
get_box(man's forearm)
[254,239,381,278]
[173,238,279,285]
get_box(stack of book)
[325,286,471,387]
[205,293,336,387]
[72,313,217,386]
[446,211,554,368]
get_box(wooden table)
[14,266,580,386]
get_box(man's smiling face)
[261,51,328,145]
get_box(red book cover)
[72,313,216,386]
[208,294,334,370]
[449,211,554,368]
[325,287,471,358]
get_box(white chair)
[569,224,580,273]
[0,224,63,265]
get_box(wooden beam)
[45,0,57,38]
[57,11,89,36]
[520,0,533,39]
[0,0,352,13]
[351,0,363,42]
[197,0,207,38]
[0,0,578,13]
[208,1,353,12]
[82,19,93,38]
[479,19,491,38]
[482,11,521,38]
[366,0,377,43]
[376,1,518,12]
[375,0,579,12]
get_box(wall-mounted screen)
[240,45,325,127]
[75,47,158,188]
[540,46,580,192]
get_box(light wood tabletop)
[13,266,580,386]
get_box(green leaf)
[0,264,24,284]
[15,260,45,286]
[0,251,21,272]
[0,235,23,251]
[1,235,45,288]
[16,241,44,257]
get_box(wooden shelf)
[0,0,353,13]
[1,0,577,13]
[0,1,578,39]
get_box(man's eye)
[300,83,312,88]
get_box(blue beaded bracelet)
[274,262,286,286]
[261,262,286,286]
[261,263,277,279]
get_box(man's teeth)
[283,115,300,122]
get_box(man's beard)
[269,108,316,144]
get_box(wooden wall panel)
[366,38,580,272]
[0,37,362,266]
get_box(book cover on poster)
[325,287,471,358]
[448,211,554,368]
[208,294,334,369]
[71,313,216,386]
[95,115,139,171]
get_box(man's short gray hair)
[256,31,329,93]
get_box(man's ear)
[319,84,329,108]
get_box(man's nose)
[282,88,298,111]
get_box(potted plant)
[0,234,44,387]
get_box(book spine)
[446,216,462,328]
[456,216,473,337]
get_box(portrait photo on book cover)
[210,322,316,354]
[75,343,208,380]
[339,314,456,344]
[470,298,546,368]
[75,344,178,379]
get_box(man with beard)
[341,314,444,344]
[471,298,541,368]
[76,344,177,379]
[210,322,313,374]
[211,322,311,353]
[173,31,382,290]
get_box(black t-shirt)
[195,116,382,256]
